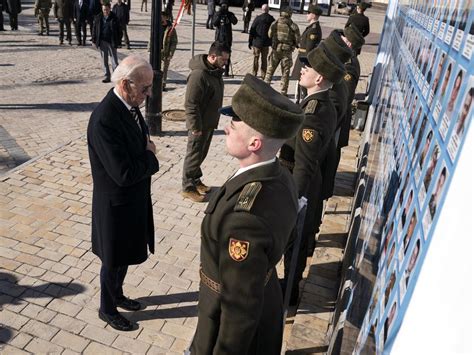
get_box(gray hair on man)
[262,4,269,13]
[111,55,153,84]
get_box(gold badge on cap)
[229,238,249,262]
[302,128,315,142]
[310,34,316,40]
[344,73,352,81]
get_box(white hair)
[111,55,153,84]
[262,4,269,13]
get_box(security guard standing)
[161,11,177,91]
[264,6,300,96]
[292,4,322,102]
[279,44,345,305]
[35,0,52,35]
[190,74,304,355]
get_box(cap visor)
[299,56,311,67]
[219,105,240,119]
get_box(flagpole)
[191,0,196,57]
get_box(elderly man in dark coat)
[87,55,159,332]
[190,74,304,355]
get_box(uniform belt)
[200,267,273,294]
[298,48,306,53]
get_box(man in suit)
[73,0,88,45]
[279,44,345,305]
[87,55,159,331]
[190,74,304,355]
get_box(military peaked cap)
[220,74,304,139]
[304,43,345,83]
[308,4,322,15]
[343,24,365,50]
[323,30,353,63]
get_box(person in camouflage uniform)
[264,6,300,96]
[35,0,52,35]
[161,11,177,91]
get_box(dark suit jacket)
[73,0,88,23]
[191,161,298,355]
[87,89,159,267]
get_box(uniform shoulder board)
[305,99,318,113]
[234,182,262,212]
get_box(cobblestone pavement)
[1,2,384,353]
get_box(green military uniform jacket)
[339,54,361,148]
[35,0,51,14]
[291,21,322,79]
[191,160,298,355]
[162,24,178,59]
[345,12,370,37]
[269,16,300,52]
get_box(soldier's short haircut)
[208,41,231,56]
[111,55,152,84]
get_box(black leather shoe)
[98,311,136,331]
[102,77,111,83]
[117,296,141,311]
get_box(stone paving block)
[9,331,33,349]
[161,321,195,341]
[20,303,57,323]
[21,319,60,341]
[171,337,190,353]
[0,344,30,354]
[49,313,87,334]
[76,307,107,328]
[25,337,64,354]
[82,341,123,355]
[80,324,118,346]
[0,258,21,272]
[51,330,90,353]
[146,344,172,354]
[47,298,82,317]
[111,334,151,353]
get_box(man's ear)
[248,136,262,152]
[314,73,324,86]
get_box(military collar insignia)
[234,181,262,212]
[302,128,315,142]
[229,238,250,262]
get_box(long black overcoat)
[87,89,159,267]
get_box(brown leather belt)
[200,267,273,294]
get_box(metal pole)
[145,0,163,135]
[191,0,196,57]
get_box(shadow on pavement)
[0,102,99,112]
[0,271,87,344]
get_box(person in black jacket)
[92,2,120,83]
[54,0,73,45]
[248,4,274,79]
[213,1,237,77]
[73,0,88,44]
[112,0,130,49]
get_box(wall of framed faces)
[328,0,473,353]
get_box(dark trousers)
[206,14,214,29]
[9,14,18,30]
[0,11,4,30]
[75,20,87,44]
[118,24,130,46]
[182,129,214,191]
[224,52,231,76]
[58,18,72,42]
[100,264,128,315]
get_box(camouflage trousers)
[264,49,293,95]
[162,56,172,89]
[37,9,50,34]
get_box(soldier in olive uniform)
[35,0,52,35]
[190,74,304,355]
[292,4,322,102]
[161,11,177,91]
[345,2,370,38]
[264,7,300,96]
[279,45,345,305]
[338,24,364,150]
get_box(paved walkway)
[1,2,384,354]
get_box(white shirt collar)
[113,88,132,111]
[231,157,276,179]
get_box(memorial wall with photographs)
[329,0,473,353]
